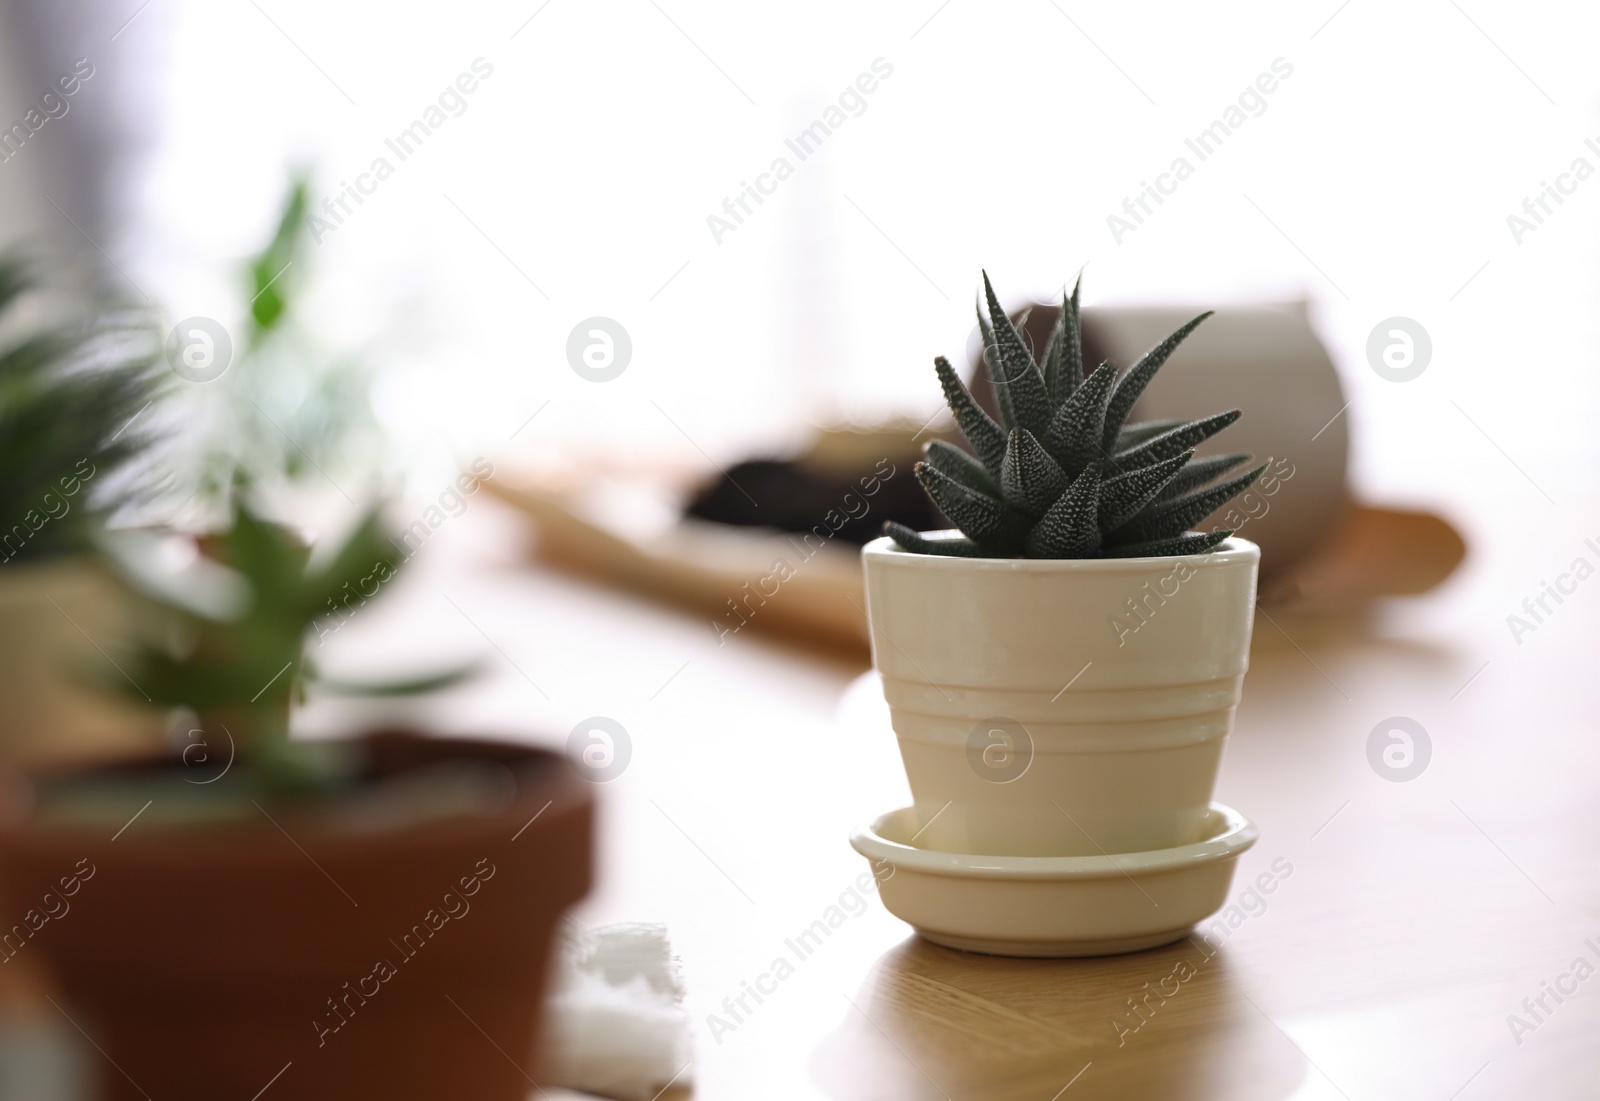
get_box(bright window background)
[103,0,1599,587]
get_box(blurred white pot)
[0,557,163,764]
[861,535,1259,857]
[984,301,1351,580]
[1088,302,1349,576]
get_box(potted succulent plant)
[0,254,166,764]
[865,273,1265,860]
[0,492,593,1101]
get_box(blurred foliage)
[0,254,164,563]
[247,181,305,341]
[175,174,386,522]
[104,486,474,794]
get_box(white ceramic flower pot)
[0,557,163,764]
[862,535,1259,857]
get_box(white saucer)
[850,802,1258,957]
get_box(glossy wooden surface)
[325,484,1596,1101]
[4,483,1594,1100]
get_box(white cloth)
[543,923,692,1101]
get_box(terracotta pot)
[0,731,592,1101]
[862,535,1259,857]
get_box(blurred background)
[2,0,1593,497]
[1,0,1590,680]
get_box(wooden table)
[5,486,1593,1101]
[329,483,1588,1101]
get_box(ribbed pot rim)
[863,534,1259,572]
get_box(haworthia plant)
[885,272,1264,559]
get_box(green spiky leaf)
[1115,462,1267,543]
[1098,450,1192,531]
[1101,312,1212,453]
[1115,419,1181,451]
[934,356,1005,477]
[1041,277,1083,406]
[1013,306,1034,342]
[972,310,998,428]
[1154,452,1252,502]
[1043,361,1115,473]
[980,272,1051,437]
[1000,429,1067,517]
[882,521,987,557]
[924,439,999,497]
[1112,410,1241,471]
[914,462,1025,552]
[1105,529,1233,558]
[1025,462,1101,558]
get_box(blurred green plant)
[0,255,163,564]
[104,486,474,796]
[177,175,385,520]
[246,182,305,344]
